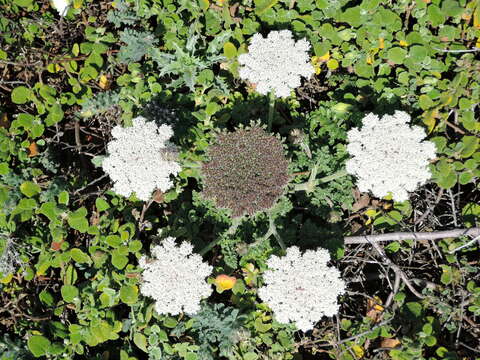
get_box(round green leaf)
[387,47,407,64]
[11,86,32,104]
[13,0,32,7]
[243,353,258,360]
[95,198,110,212]
[68,208,89,232]
[111,251,128,269]
[133,333,148,352]
[223,42,237,59]
[28,335,51,358]
[120,284,139,305]
[20,181,41,198]
[419,95,434,110]
[70,248,91,264]
[460,136,478,158]
[61,284,79,303]
[327,59,339,70]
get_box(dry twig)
[344,228,480,244]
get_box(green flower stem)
[267,91,276,132]
[249,213,286,251]
[182,161,202,168]
[199,217,242,256]
[318,169,348,183]
[294,168,348,193]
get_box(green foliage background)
[0,0,479,359]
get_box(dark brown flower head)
[202,125,290,217]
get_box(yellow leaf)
[364,209,378,217]
[99,75,110,90]
[476,38,480,48]
[311,56,322,74]
[327,59,339,70]
[379,38,385,49]
[214,274,237,292]
[423,109,438,134]
[366,55,374,65]
[352,345,364,359]
[0,113,9,128]
[366,296,384,322]
[474,7,480,28]
[0,273,13,284]
[73,0,82,9]
[399,40,408,47]
[199,0,210,11]
[319,51,330,62]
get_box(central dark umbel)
[201,126,290,218]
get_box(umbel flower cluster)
[258,246,346,332]
[201,125,290,217]
[51,0,70,16]
[139,237,213,315]
[238,30,314,98]
[346,111,437,202]
[102,116,181,201]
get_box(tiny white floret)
[139,237,213,316]
[258,246,346,332]
[51,0,70,17]
[346,111,437,202]
[238,30,314,98]
[102,116,181,201]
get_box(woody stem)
[267,91,276,132]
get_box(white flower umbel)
[258,246,346,332]
[51,0,70,16]
[346,111,437,202]
[238,30,314,98]
[102,116,181,201]
[139,237,213,316]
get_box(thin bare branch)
[345,228,480,245]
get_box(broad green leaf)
[70,248,91,264]
[14,0,33,6]
[95,198,110,211]
[354,62,374,78]
[58,191,69,205]
[243,353,258,360]
[427,5,445,26]
[460,136,478,158]
[327,59,339,70]
[440,265,452,285]
[223,42,237,59]
[185,353,197,360]
[11,86,32,104]
[387,47,407,64]
[419,95,434,110]
[405,302,422,318]
[68,208,89,232]
[28,335,51,358]
[39,290,54,306]
[134,333,148,352]
[45,104,64,126]
[61,285,79,303]
[111,251,128,269]
[254,0,279,15]
[120,284,138,305]
[20,181,41,197]
[424,335,437,346]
